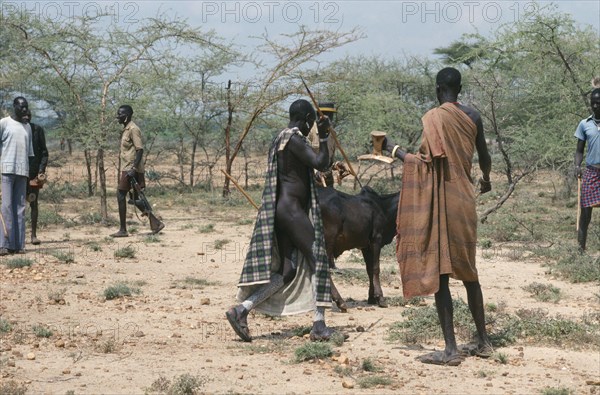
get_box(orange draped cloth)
[396,103,479,298]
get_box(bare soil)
[1,157,599,395]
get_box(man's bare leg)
[226,273,286,342]
[275,206,336,341]
[419,274,463,366]
[435,275,460,357]
[464,280,493,357]
[30,191,41,245]
[578,207,593,251]
[111,190,129,237]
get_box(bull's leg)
[361,247,376,303]
[329,277,348,312]
[362,246,387,307]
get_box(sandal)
[225,306,251,342]
[418,351,464,366]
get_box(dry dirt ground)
[1,160,599,394]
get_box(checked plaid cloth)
[581,165,600,208]
[238,127,332,307]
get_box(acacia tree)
[221,26,363,197]
[143,54,241,189]
[435,4,599,222]
[3,11,228,220]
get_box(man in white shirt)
[0,97,34,255]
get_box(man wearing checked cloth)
[226,99,339,342]
[574,87,600,252]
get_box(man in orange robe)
[385,67,493,366]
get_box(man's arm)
[382,137,407,162]
[574,139,586,178]
[474,116,492,193]
[38,125,49,173]
[287,135,330,171]
[126,149,144,178]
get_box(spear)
[300,77,362,188]
[221,169,260,211]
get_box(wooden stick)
[576,176,581,231]
[300,77,362,188]
[220,169,260,211]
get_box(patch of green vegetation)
[87,241,102,252]
[333,365,353,376]
[48,288,66,304]
[213,239,230,250]
[144,234,161,243]
[294,342,332,362]
[3,257,34,269]
[198,223,215,233]
[0,380,27,395]
[493,352,508,364]
[236,218,254,225]
[328,331,346,347]
[103,282,141,300]
[43,181,88,204]
[53,250,75,264]
[96,337,118,354]
[128,226,139,235]
[479,238,492,249]
[36,209,67,227]
[290,326,311,337]
[114,245,136,259]
[356,375,393,389]
[361,358,382,372]
[540,387,573,395]
[0,318,12,333]
[523,282,562,303]
[169,373,207,395]
[81,212,103,224]
[244,339,288,355]
[32,325,53,338]
[388,299,600,350]
[171,277,218,289]
[385,296,424,307]
[332,268,368,284]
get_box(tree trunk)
[84,149,93,196]
[190,139,197,188]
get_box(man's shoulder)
[128,121,141,132]
[30,122,44,132]
[0,116,12,127]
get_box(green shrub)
[53,250,75,264]
[0,318,12,333]
[169,373,206,395]
[32,325,52,338]
[294,342,332,362]
[103,283,140,300]
[357,375,393,388]
[114,245,136,259]
[213,239,230,250]
[3,258,34,269]
[522,282,562,303]
[198,224,215,233]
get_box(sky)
[2,1,598,87]
[3,1,598,63]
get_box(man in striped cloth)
[385,67,493,366]
[226,99,337,342]
[574,87,600,251]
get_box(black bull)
[319,186,400,311]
